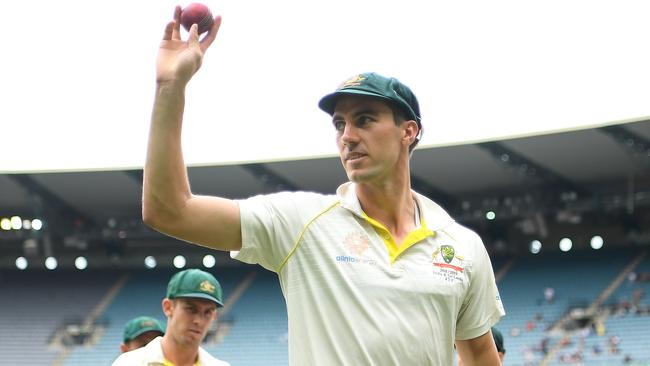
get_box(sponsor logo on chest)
[335,231,377,265]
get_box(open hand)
[156,5,222,85]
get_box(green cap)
[318,72,422,129]
[492,326,505,354]
[122,316,164,343]
[166,269,223,307]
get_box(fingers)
[164,6,222,54]
[189,23,200,49]
[200,15,223,53]
[188,24,204,69]
[171,5,182,40]
[162,21,174,40]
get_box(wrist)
[156,79,188,90]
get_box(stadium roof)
[1,119,649,268]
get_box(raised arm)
[142,6,242,251]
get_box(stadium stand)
[574,252,650,366]
[4,247,650,366]
[62,269,170,365]
[207,267,288,365]
[494,247,647,366]
[62,268,239,365]
[0,270,116,366]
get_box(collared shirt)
[111,337,230,366]
[233,182,505,365]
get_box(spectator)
[120,316,164,353]
[608,335,620,355]
[112,269,230,366]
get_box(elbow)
[142,195,174,233]
[142,199,162,231]
[141,188,193,237]
[141,192,189,235]
[141,203,157,229]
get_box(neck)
[161,334,199,366]
[355,168,416,237]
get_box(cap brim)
[174,293,224,307]
[318,89,394,116]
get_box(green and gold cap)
[122,316,164,343]
[166,269,223,307]
[318,72,422,129]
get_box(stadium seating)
[205,267,288,365]
[0,270,116,366]
[495,248,639,366]
[576,253,650,366]
[3,247,650,366]
[62,269,170,365]
[63,268,238,365]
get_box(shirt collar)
[336,182,455,231]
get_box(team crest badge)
[199,280,215,293]
[140,320,154,327]
[441,245,455,264]
[338,75,365,90]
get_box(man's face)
[121,330,163,352]
[163,297,218,347]
[332,95,414,183]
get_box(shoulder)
[240,191,339,217]
[199,347,231,366]
[111,347,146,366]
[245,190,336,205]
[442,221,483,244]
[414,192,485,252]
[435,219,492,274]
[213,360,232,366]
[112,337,163,366]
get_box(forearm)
[143,80,192,227]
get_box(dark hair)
[391,104,421,153]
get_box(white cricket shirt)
[111,336,230,366]
[233,182,505,365]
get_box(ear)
[162,298,173,317]
[401,120,419,146]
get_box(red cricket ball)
[180,3,214,35]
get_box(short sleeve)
[455,230,505,340]
[231,191,335,272]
